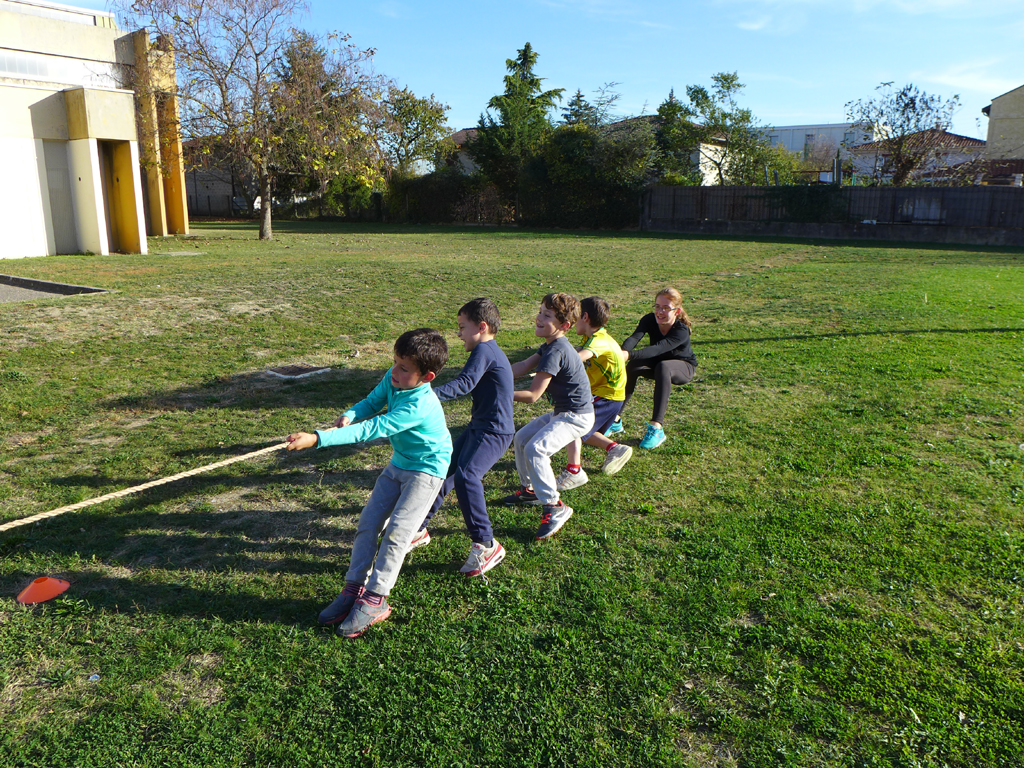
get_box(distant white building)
[765,123,875,158]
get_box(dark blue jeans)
[420,428,513,544]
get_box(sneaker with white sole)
[459,540,506,577]
[639,424,666,450]
[337,595,392,638]
[535,502,573,540]
[605,418,623,436]
[555,467,589,492]
[407,527,430,552]
[601,444,633,475]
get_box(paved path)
[0,284,62,303]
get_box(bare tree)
[120,0,386,238]
[846,82,961,186]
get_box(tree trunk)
[259,172,273,240]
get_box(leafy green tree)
[846,82,961,186]
[272,30,389,210]
[677,72,774,185]
[539,117,659,227]
[469,42,564,219]
[380,85,454,176]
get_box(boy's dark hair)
[541,292,581,328]
[459,297,501,334]
[579,296,610,329]
[394,328,448,375]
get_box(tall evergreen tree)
[469,43,563,219]
[562,90,599,127]
[654,89,698,183]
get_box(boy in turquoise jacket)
[287,328,452,638]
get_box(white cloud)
[534,0,673,29]
[917,60,1022,99]
[376,2,408,19]
[737,15,771,30]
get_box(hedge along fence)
[643,185,1024,229]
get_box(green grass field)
[1,223,1022,767]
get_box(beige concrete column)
[131,30,169,236]
[68,137,107,255]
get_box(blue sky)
[97,0,1024,139]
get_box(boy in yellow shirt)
[557,296,633,490]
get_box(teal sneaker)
[639,424,666,450]
[604,418,624,437]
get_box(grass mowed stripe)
[1,223,1022,767]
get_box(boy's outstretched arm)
[510,353,540,379]
[514,372,552,404]
[433,350,486,402]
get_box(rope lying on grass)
[0,441,291,535]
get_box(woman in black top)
[613,287,697,450]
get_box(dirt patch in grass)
[151,652,223,710]
[77,435,123,447]
[157,655,222,708]
[731,610,766,628]
[674,731,739,767]
[1,295,249,351]
[0,655,98,726]
[225,301,290,316]
[2,429,55,449]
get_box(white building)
[765,123,874,158]
[983,85,1024,160]
[0,0,187,259]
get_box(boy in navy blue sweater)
[411,298,515,577]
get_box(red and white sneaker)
[407,527,431,552]
[459,540,506,577]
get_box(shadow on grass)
[697,326,1024,346]
[2,456,529,623]
[103,367,387,415]
[100,347,537,417]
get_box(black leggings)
[622,359,695,425]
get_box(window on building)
[804,133,816,158]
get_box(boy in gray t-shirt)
[505,293,595,540]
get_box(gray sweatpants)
[514,410,595,505]
[346,462,444,596]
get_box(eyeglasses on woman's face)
[653,302,677,315]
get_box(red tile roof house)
[848,129,986,184]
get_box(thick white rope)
[0,441,290,534]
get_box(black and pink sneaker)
[318,584,364,626]
[503,486,543,506]
[338,594,392,638]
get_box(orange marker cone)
[16,576,70,605]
